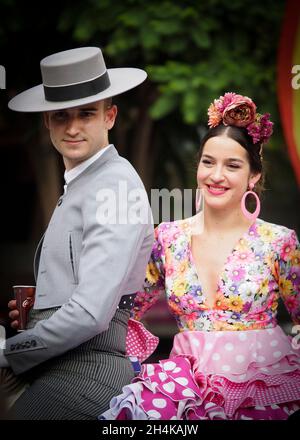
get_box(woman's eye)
[201,160,213,165]
[227,164,240,169]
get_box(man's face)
[43,100,117,170]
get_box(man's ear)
[43,112,50,129]
[105,105,118,130]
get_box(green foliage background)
[0,0,299,230]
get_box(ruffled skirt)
[100,326,300,420]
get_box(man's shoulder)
[95,152,145,188]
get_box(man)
[0,47,154,419]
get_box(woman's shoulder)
[154,218,195,246]
[256,218,297,240]
[155,217,194,234]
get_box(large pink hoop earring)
[241,183,260,221]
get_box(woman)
[102,93,300,420]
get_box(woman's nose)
[211,165,224,181]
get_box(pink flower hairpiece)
[207,92,273,146]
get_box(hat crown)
[40,47,106,87]
[8,46,147,112]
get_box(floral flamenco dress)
[101,218,300,420]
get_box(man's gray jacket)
[5,145,154,374]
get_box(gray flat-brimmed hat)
[8,47,147,112]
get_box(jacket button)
[10,344,15,351]
[31,340,37,347]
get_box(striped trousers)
[3,307,135,420]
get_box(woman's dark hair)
[198,124,265,196]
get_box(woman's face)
[197,135,260,212]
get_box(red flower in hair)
[207,92,273,145]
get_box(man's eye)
[80,111,94,118]
[53,112,67,120]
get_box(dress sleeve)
[278,229,300,324]
[132,224,166,321]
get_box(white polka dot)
[147,365,155,376]
[204,343,213,351]
[163,361,176,371]
[238,332,248,341]
[212,353,221,361]
[252,352,257,359]
[216,332,223,338]
[153,398,167,409]
[204,402,215,409]
[236,355,245,363]
[260,367,269,372]
[151,382,158,389]
[147,409,161,419]
[257,356,266,362]
[175,377,189,386]
[225,343,234,351]
[267,328,274,335]
[162,381,175,393]
[173,367,182,374]
[222,365,231,372]
[257,342,263,349]
[240,415,253,420]
[158,372,168,381]
[239,374,247,380]
[270,340,278,347]
[170,416,177,420]
[192,338,200,347]
[272,363,280,369]
[182,389,195,397]
[273,351,282,358]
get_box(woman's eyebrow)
[227,158,245,163]
[201,154,245,163]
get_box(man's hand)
[8,299,19,329]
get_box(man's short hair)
[104,97,112,109]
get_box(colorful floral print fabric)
[133,218,300,332]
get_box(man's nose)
[65,116,80,136]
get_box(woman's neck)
[202,205,253,236]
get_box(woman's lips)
[206,184,229,196]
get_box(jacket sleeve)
[132,224,166,321]
[278,229,300,325]
[4,166,154,375]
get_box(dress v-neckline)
[188,219,258,309]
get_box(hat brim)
[8,68,147,112]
